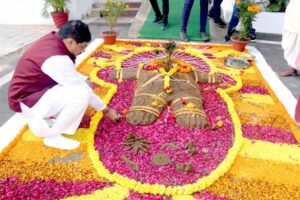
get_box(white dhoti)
[21,84,106,150]
[19,55,108,150]
[282,30,300,70]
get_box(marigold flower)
[116,2,122,8]
[105,8,110,13]
[125,4,130,10]
[186,102,196,109]
[152,101,158,107]
[217,120,223,127]
[247,5,260,13]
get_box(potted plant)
[267,0,288,12]
[231,0,261,51]
[100,0,129,45]
[42,0,70,29]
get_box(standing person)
[8,20,120,150]
[278,0,300,77]
[208,0,226,28]
[224,0,256,42]
[180,0,210,42]
[149,0,169,30]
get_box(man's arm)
[41,55,87,85]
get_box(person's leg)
[248,25,256,41]
[200,0,210,42]
[208,0,215,18]
[210,0,226,28]
[161,0,169,30]
[224,4,239,41]
[180,0,194,41]
[211,0,222,20]
[278,31,299,77]
[150,0,163,23]
[278,66,297,77]
[209,0,222,18]
[25,84,93,149]
[49,86,90,135]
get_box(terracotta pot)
[101,31,119,45]
[50,12,68,29]
[230,35,250,52]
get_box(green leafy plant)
[237,0,261,40]
[42,0,70,17]
[100,0,129,33]
[267,0,288,12]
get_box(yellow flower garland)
[84,46,245,196]
[158,65,179,93]
[63,184,129,200]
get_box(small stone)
[176,163,185,171]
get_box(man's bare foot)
[278,68,297,77]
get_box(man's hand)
[103,107,120,122]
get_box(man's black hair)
[58,20,91,43]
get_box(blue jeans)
[208,0,223,21]
[181,0,209,33]
[227,4,255,36]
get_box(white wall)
[68,0,93,20]
[253,12,284,35]
[0,0,93,25]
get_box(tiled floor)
[0,25,56,58]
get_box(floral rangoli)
[1,40,300,199]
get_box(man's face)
[65,38,89,56]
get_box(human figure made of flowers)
[110,42,221,129]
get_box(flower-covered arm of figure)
[191,70,222,83]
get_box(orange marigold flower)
[125,4,130,9]
[247,6,254,12]
[105,8,110,13]
[236,0,240,5]
[254,5,261,12]
[216,120,223,127]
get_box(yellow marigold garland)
[158,65,179,93]
[185,48,242,93]
[2,41,299,198]
[86,53,244,195]
[63,184,129,200]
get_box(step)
[93,1,142,9]
[89,16,134,26]
[90,7,139,17]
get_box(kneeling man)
[8,20,119,150]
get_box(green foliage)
[101,0,128,33]
[267,0,288,12]
[42,0,71,18]
[237,0,261,40]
